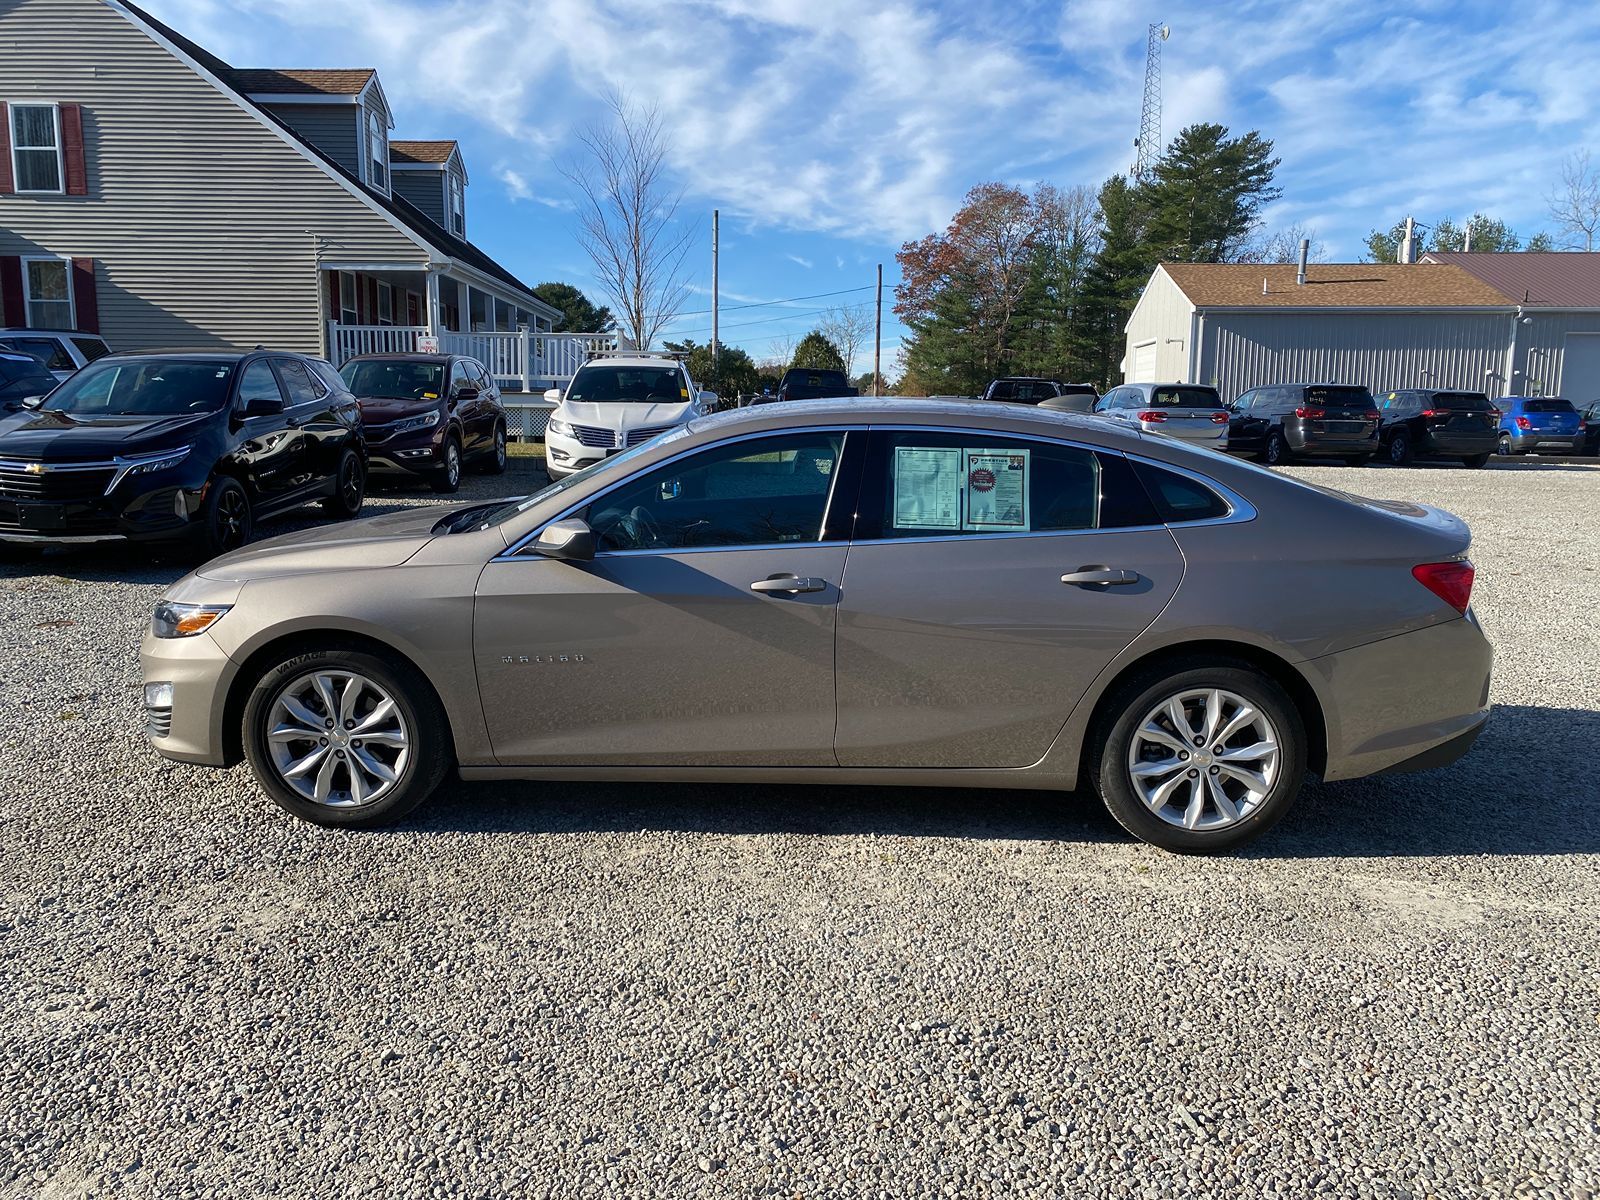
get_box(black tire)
[1343,456,1368,467]
[1387,431,1413,465]
[197,476,252,559]
[475,421,508,475]
[1264,430,1293,466]
[1088,661,1307,854]
[1462,453,1490,469]
[430,436,463,494]
[321,448,365,519]
[241,646,452,829]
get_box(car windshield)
[442,426,695,533]
[1433,392,1493,412]
[1305,386,1372,408]
[1524,399,1575,413]
[340,360,444,401]
[1146,387,1222,408]
[566,365,685,404]
[40,358,236,416]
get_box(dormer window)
[448,171,464,236]
[367,108,387,192]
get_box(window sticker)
[892,446,962,530]
[963,448,1029,531]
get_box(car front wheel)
[1462,453,1490,469]
[1090,662,1307,853]
[242,646,451,828]
[197,476,252,559]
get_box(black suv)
[0,349,366,557]
[1226,383,1380,465]
[0,351,58,409]
[775,368,858,402]
[1376,388,1498,468]
[982,378,1100,411]
[339,353,508,493]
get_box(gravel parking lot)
[2,455,1598,1199]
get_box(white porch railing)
[328,323,616,392]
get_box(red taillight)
[1295,406,1326,419]
[1137,410,1167,422]
[1515,416,1531,429]
[1210,411,1229,425]
[1412,560,1475,614]
[1364,409,1382,421]
[1419,409,1438,418]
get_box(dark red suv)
[338,354,508,492]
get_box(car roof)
[344,352,454,363]
[687,395,1141,443]
[0,328,106,339]
[578,356,685,369]
[0,350,48,365]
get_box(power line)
[672,284,874,319]
[663,302,848,340]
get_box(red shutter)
[70,258,98,333]
[60,104,86,196]
[325,272,340,322]
[0,103,12,194]
[0,257,23,325]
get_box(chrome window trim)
[493,421,1255,563]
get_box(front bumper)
[362,424,446,476]
[545,430,616,477]
[1309,612,1493,782]
[0,484,202,544]
[140,624,239,766]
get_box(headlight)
[547,417,574,437]
[152,600,232,638]
[391,410,441,435]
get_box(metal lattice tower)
[1131,22,1168,179]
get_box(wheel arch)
[1076,639,1329,782]
[220,629,459,768]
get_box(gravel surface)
[2,457,1598,1199]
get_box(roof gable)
[1161,262,1512,309]
[1420,252,1600,308]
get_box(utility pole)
[873,263,883,397]
[711,208,719,378]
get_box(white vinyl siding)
[10,102,63,193]
[0,0,430,354]
[23,256,72,326]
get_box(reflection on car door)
[272,357,338,491]
[231,359,304,507]
[473,429,863,766]
[833,429,1185,769]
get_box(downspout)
[1503,305,1523,396]
[1187,305,1199,383]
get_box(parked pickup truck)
[775,368,858,402]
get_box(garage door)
[1562,333,1600,404]
[1130,340,1156,381]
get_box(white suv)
[543,354,716,478]
[0,328,112,382]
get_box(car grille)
[625,424,678,446]
[0,461,117,501]
[570,424,616,448]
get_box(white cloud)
[786,254,814,269]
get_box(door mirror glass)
[532,517,595,562]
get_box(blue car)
[1496,396,1584,456]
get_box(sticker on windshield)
[963,448,1029,531]
[892,446,962,530]
[422,392,438,399]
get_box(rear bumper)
[1420,431,1497,457]
[1308,613,1493,782]
[1286,429,1379,456]
[1501,431,1582,454]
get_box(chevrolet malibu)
[141,399,1492,853]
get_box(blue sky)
[149,0,1600,373]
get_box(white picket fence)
[328,324,615,392]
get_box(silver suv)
[0,328,112,382]
[1095,383,1229,449]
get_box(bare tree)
[815,304,873,374]
[563,94,696,349]
[1549,150,1600,252]
[1231,222,1327,264]
[766,333,799,369]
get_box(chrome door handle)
[750,575,826,594]
[1061,567,1140,587]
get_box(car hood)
[195,505,449,581]
[559,400,695,429]
[0,408,212,460]
[357,397,443,424]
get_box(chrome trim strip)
[491,421,1255,562]
[0,447,191,497]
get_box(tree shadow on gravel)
[405,704,1600,859]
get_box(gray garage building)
[1123,254,1600,403]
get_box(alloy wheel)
[494,426,507,469]
[265,670,410,808]
[340,456,363,509]
[445,442,461,486]
[1125,687,1280,832]
[216,488,248,550]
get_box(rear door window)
[1132,461,1231,522]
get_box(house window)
[377,281,393,326]
[448,172,465,236]
[23,258,72,328]
[367,108,387,191]
[10,104,63,193]
[338,272,358,325]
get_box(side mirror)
[243,395,284,418]
[697,390,718,407]
[532,517,594,562]
[543,387,563,404]
[20,394,44,409]
[454,384,479,401]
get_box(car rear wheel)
[1462,453,1490,469]
[197,476,252,559]
[1497,433,1514,456]
[1388,431,1413,465]
[242,647,451,828]
[1264,430,1293,466]
[430,436,462,494]
[1090,662,1307,853]
[476,421,508,475]
[322,449,365,519]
